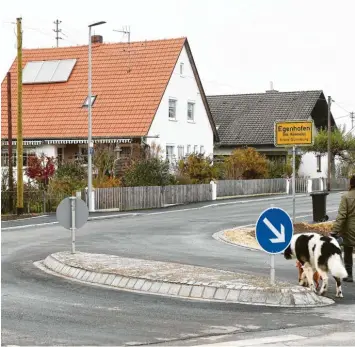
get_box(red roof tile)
[1,37,186,140]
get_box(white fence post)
[307,179,313,193]
[210,180,217,200]
[320,177,324,191]
[91,189,96,211]
[286,178,290,194]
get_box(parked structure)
[1,36,219,179]
[207,89,337,178]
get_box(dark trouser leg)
[343,246,353,282]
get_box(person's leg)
[343,246,353,282]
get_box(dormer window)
[82,95,97,107]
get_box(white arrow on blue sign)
[255,207,294,254]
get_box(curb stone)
[38,252,335,308]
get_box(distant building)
[1,36,219,180]
[207,89,337,178]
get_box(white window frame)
[166,145,175,163]
[77,145,88,165]
[177,145,184,160]
[187,101,195,122]
[57,146,65,164]
[316,154,322,172]
[186,145,191,155]
[1,149,17,167]
[180,62,184,76]
[169,99,177,120]
[23,148,36,168]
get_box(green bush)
[177,153,219,184]
[122,157,176,187]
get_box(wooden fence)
[163,184,212,205]
[217,178,286,197]
[92,177,350,212]
[324,177,350,191]
[94,184,212,211]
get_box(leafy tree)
[123,157,175,186]
[177,153,219,184]
[224,147,268,179]
[305,126,355,161]
[56,160,86,181]
[122,143,175,187]
[93,144,117,181]
[25,153,55,189]
[267,154,302,178]
[49,160,87,196]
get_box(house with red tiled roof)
[1,35,219,176]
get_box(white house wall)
[146,45,214,160]
[298,152,328,178]
[1,144,58,185]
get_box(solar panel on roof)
[22,59,77,84]
[22,61,43,84]
[35,60,59,83]
[51,59,76,82]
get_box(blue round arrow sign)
[255,207,293,254]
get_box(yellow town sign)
[274,120,314,147]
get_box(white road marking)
[1,194,340,231]
[196,334,306,346]
[2,214,49,222]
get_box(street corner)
[36,251,335,308]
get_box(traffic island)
[35,251,334,308]
[214,221,336,251]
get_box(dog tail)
[328,254,348,279]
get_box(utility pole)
[7,72,14,213]
[53,19,62,47]
[350,112,355,130]
[16,17,24,215]
[327,95,332,192]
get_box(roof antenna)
[270,81,274,91]
[113,26,131,72]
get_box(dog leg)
[333,276,344,298]
[303,263,316,292]
[299,271,308,287]
[317,269,328,296]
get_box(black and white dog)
[284,233,348,297]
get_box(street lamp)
[88,20,106,212]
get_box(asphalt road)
[2,192,355,346]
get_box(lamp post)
[88,20,106,212]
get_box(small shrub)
[93,176,122,188]
[122,157,175,187]
[177,153,218,184]
[224,147,268,179]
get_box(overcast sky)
[1,0,354,131]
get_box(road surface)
[2,192,355,345]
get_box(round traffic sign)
[56,197,89,230]
[255,207,293,254]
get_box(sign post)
[56,197,89,254]
[274,120,314,224]
[292,146,296,223]
[256,206,294,285]
[70,197,76,253]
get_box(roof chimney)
[266,81,279,93]
[91,35,103,44]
